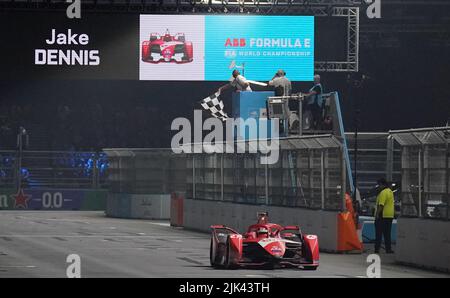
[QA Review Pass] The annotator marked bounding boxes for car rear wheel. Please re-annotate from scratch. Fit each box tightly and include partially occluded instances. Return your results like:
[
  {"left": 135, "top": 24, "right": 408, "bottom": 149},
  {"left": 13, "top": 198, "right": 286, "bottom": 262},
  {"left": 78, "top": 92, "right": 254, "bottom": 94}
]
[
  {"left": 210, "top": 238, "right": 228, "bottom": 268},
  {"left": 210, "top": 239, "right": 215, "bottom": 267},
  {"left": 210, "top": 238, "right": 223, "bottom": 268},
  {"left": 224, "top": 237, "right": 234, "bottom": 269}
]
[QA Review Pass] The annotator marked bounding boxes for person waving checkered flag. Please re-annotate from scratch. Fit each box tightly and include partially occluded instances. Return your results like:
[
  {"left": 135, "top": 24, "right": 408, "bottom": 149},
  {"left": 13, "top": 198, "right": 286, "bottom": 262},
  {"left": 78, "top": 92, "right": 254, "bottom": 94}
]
[{"left": 200, "top": 91, "right": 229, "bottom": 121}]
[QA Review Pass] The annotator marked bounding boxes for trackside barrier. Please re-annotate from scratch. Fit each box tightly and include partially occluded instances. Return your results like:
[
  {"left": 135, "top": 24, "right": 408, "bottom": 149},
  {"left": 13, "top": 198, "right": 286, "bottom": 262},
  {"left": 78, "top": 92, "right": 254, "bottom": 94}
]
[
  {"left": 102, "top": 140, "right": 363, "bottom": 252},
  {"left": 183, "top": 198, "right": 362, "bottom": 253},
  {"left": 106, "top": 193, "right": 170, "bottom": 219},
  {"left": 103, "top": 149, "right": 186, "bottom": 219},
  {"left": 389, "top": 127, "right": 450, "bottom": 272},
  {"left": 0, "top": 188, "right": 106, "bottom": 211},
  {"left": 183, "top": 135, "right": 363, "bottom": 253},
  {"left": 183, "top": 198, "right": 341, "bottom": 252},
  {"left": 396, "top": 218, "right": 450, "bottom": 272}
]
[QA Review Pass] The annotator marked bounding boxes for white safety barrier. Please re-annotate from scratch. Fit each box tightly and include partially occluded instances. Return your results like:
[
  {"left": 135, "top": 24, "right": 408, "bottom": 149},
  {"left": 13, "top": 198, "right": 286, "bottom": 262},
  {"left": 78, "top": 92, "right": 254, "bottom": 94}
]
[
  {"left": 396, "top": 218, "right": 450, "bottom": 272},
  {"left": 106, "top": 193, "right": 170, "bottom": 219}
]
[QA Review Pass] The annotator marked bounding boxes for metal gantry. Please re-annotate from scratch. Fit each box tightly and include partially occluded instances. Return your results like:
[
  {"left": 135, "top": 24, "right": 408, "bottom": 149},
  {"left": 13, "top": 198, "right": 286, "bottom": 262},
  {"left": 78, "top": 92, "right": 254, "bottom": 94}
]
[{"left": 314, "top": 6, "right": 359, "bottom": 72}]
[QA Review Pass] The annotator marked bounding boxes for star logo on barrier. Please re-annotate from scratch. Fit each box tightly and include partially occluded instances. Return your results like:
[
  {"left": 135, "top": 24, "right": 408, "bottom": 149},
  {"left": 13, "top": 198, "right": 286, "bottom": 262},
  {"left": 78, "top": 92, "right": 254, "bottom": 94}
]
[{"left": 12, "top": 189, "right": 31, "bottom": 209}]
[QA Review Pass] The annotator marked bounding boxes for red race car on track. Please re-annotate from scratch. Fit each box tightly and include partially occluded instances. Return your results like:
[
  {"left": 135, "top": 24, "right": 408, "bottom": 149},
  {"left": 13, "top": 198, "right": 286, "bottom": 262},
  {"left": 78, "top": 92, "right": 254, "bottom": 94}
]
[
  {"left": 210, "top": 212, "right": 319, "bottom": 270},
  {"left": 141, "top": 29, "right": 193, "bottom": 64}
]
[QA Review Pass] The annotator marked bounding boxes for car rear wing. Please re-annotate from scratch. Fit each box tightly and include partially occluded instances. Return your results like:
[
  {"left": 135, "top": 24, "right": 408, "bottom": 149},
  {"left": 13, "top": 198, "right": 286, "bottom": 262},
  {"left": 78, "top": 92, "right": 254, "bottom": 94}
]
[{"left": 210, "top": 225, "right": 239, "bottom": 235}]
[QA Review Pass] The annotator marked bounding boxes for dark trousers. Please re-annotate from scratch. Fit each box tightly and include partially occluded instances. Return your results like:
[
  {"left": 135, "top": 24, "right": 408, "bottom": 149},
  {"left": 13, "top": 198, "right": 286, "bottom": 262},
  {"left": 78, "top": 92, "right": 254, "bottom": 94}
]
[
  {"left": 305, "top": 104, "right": 322, "bottom": 130},
  {"left": 375, "top": 217, "right": 393, "bottom": 252}
]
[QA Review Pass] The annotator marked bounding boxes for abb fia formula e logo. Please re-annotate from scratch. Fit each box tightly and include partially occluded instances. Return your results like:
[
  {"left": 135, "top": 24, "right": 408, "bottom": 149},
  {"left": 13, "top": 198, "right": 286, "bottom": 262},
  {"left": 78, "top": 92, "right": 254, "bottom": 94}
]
[
  {"left": 225, "top": 38, "right": 247, "bottom": 47},
  {"left": 224, "top": 37, "right": 311, "bottom": 48},
  {"left": 141, "top": 29, "right": 193, "bottom": 64}
]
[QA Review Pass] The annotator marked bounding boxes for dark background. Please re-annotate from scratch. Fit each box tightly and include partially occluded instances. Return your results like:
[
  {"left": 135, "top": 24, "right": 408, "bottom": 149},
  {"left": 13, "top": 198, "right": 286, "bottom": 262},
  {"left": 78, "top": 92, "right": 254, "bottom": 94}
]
[
  {"left": 0, "top": 11, "right": 138, "bottom": 80},
  {"left": 0, "top": 10, "right": 449, "bottom": 150}
]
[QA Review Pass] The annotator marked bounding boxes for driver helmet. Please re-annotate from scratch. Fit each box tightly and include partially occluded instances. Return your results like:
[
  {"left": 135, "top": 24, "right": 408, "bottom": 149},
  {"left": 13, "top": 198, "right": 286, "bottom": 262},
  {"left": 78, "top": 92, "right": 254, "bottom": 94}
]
[{"left": 257, "top": 212, "right": 269, "bottom": 224}]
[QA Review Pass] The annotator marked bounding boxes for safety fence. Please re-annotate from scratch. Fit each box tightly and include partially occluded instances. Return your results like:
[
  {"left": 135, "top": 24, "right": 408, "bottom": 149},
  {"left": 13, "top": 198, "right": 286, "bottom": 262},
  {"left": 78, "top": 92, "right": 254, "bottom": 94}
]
[
  {"left": 345, "top": 132, "right": 402, "bottom": 193},
  {"left": 103, "top": 148, "right": 186, "bottom": 219},
  {"left": 103, "top": 148, "right": 186, "bottom": 194},
  {"left": 0, "top": 150, "right": 108, "bottom": 190},
  {"left": 345, "top": 132, "right": 402, "bottom": 216},
  {"left": 185, "top": 135, "right": 347, "bottom": 211},
  {"left": 389, "top": 127, "right": 450, "bottom": 220}
]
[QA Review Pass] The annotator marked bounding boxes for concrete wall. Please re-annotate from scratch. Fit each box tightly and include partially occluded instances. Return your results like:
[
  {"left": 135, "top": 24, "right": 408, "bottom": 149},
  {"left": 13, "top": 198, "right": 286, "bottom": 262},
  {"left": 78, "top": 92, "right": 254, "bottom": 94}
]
[
  {"left": 106, "top": 193, "right": 170, "bottom": 219},
  {"left": 396, "top": 218, "right": 450, "bottom": 272},
  {"left": 183, "top": 198, "right": 339, "bottom": 252}
]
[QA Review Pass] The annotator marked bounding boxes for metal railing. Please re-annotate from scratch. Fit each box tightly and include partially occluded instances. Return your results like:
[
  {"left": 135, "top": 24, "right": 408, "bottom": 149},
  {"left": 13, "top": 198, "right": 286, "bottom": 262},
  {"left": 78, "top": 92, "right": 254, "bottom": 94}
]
[
  {"left": 0, "top": 150, "right": 109, "bottom": 190},
  {"left": 345, "top": 132, "right": 402, "bottom": 193},
  {"left": 185, "top": 135, "right": 348, "bottom": 211},
  {"left": 103, "top": 148, "right": 186, "bottom": 194},
  {"left": 389, "top": 127, "right": 450, "bottom": 221}
]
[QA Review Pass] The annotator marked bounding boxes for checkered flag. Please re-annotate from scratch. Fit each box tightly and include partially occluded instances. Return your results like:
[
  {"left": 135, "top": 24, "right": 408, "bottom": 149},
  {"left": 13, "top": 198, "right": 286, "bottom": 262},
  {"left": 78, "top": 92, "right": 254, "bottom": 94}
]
[{"left": 200, "top": 92, "right": 229, "bottom": 121}]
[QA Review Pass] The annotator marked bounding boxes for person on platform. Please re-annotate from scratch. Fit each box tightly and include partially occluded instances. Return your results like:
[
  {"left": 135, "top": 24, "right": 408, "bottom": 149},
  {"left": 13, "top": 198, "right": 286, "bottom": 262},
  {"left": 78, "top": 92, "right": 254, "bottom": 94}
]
[
  {"left": 303, "top": 74, "right": 323, "bottom": 130},
  {"left": 268, "top": 69, "right": 299, "bottom": 132},
  {"left": 218, "top": 69, "right": 252, "bottom": 93},
  {"left": 374, "top": 178, "right": 395, "bottom": 254},
  {"left": 268, "top": 69, "right": 292, "bottom": 96}
]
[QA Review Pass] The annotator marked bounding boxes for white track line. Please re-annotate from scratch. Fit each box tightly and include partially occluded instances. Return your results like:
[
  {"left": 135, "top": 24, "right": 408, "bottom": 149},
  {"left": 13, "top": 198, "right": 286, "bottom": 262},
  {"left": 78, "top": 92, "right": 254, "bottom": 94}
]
[
  {"left": 0, "top": 265, "right": 36, "bottom": 268},
  {"left": 147, "top": 222, "right": 171, "bottom": 227},
  {"left": 0, "top": 235, "right": 205, "bottom": 239}
]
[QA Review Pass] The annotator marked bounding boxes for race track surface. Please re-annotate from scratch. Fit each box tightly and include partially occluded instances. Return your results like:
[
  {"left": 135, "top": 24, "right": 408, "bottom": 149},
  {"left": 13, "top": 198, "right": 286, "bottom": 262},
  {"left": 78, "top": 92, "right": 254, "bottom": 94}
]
[{"left": 0, "top": 211, "right": 447, "bottom": 278}]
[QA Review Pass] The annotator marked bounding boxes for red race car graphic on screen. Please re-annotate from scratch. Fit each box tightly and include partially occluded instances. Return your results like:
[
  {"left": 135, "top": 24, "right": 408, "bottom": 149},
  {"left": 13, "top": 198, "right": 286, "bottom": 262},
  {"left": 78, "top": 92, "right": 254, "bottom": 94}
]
[
  {"left": 141, "top": 29, "right": 193, "bottom": 64},
  {"left": 210, "top": 212, "right": 319, "bottom": 270}
]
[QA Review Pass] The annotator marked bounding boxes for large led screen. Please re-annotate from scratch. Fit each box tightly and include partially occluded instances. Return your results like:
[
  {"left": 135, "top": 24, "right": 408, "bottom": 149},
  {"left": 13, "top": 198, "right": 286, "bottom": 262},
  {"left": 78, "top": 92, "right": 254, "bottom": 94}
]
[{"left": 139, "top": 15, "right": 314, "bottom": 81}]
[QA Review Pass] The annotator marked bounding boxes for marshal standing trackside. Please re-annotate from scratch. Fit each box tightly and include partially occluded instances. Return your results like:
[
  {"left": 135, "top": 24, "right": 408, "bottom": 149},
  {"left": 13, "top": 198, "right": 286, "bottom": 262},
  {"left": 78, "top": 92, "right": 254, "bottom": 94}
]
[{"left": 178, "top": 282, "right": 270, "bottom": 296}]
